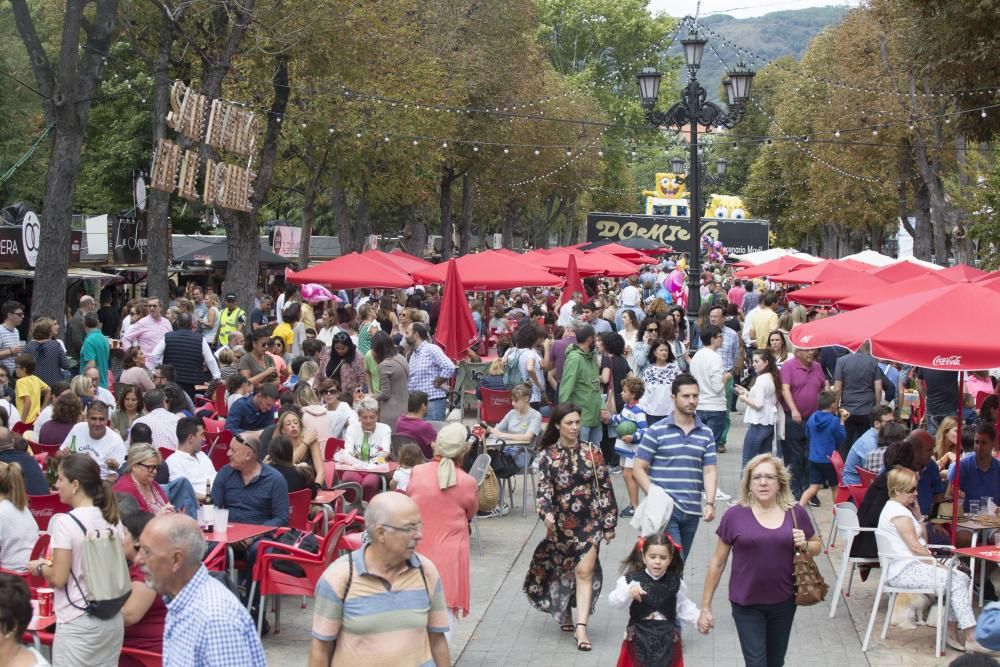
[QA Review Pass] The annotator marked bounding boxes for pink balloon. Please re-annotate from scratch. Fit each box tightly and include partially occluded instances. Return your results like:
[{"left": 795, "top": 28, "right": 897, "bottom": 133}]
[{"left": 300, "top": 283, "right": 340, "bottom": 304}]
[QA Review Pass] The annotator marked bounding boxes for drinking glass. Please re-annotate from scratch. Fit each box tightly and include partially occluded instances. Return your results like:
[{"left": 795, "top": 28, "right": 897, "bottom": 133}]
[
  {"left": 214, "top": 508, "right": 229, "bottom": 535},
  {"left": 969, "top": 500, "right": 982, "bottom": 516}
]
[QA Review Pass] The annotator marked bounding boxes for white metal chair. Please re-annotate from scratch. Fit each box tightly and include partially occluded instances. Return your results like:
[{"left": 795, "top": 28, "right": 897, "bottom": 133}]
[
  {"left": 862, "top": 529, "right": 950, "bottom": 656},
  {"left": 468, "top": 453, "right": 492, "bottom": 556},
  {"left": 828, "top": 502, "right": 880, "bottom": 618}
]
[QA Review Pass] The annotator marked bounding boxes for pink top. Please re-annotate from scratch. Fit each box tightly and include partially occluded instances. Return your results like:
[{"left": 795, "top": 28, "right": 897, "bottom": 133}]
[
  {"left": 406, "top": 460, "right": 477, "bottom": 616},
  {"left": 113, "top": 473, "right": 169, "bottom": 514},
  {"left": 122, "top": 316, "right": 173, "bottom": 369},
  {"left": 966, "top": 376, "right": 994, "bottom": 401}
]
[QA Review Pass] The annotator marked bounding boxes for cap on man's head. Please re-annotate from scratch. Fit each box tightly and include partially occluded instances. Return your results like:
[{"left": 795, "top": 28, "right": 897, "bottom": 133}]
[{"left": 225, "top": 293, "right": 237, "bottom": 301}]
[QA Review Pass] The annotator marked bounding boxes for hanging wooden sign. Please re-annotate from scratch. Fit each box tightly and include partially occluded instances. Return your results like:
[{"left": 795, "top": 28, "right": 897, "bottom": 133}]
[
  {"left": 150, "top": 139, "right": 180, "bottom": 192},
  {"left": 177, "top": 150, "right": 200, "bottom": 201}
]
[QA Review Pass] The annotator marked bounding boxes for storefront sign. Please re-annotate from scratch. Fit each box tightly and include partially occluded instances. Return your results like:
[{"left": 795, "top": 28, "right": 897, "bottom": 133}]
[
  {"left": 0, "top": 219, "right": 81, "bottom": 269},
  {"left": 109, "top": 216, "right": 151, "bottom": 265},
  {"left": 586, "top": 213, "right": 770, "bottom": 255}
]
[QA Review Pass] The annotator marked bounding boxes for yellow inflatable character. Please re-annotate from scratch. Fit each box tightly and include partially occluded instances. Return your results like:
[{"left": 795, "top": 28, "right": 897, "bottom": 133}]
[
  {"left": 642, "top": 173, "right": 686, "bottom": 199},
  {"left": 703, "top": 194, "right": 750, "bottom": 220}
]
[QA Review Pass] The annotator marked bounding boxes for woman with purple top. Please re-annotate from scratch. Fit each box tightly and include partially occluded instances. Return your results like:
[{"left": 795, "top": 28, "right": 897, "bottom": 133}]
[{"left": 697, "top": 454, "right": 821, "bottom": 667}]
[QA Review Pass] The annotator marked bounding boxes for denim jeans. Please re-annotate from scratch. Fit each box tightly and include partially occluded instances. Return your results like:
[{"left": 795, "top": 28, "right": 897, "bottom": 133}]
[
  {"left": 741, "top": 423, "right": 775, "bottom": 469},
  {"left": 665, "top": 509, "right": 701, "bottom": 564},
  {"left": 697, "top": 410, "right": 727, "bottom": 449},
  {"left": 426, "top": 397, "right": 447, "bottom": 421},
  {"left": 731, "top": 598, "right": 797, "bottom": 667},
  {"left": 782, "top": 414, "right": 809, "bottom": 499},
  {"left": 579, "top": 424, "right": 603, "bottom": 446},
  {"left": 721, "top": 377, "right": 735, "bottom": 445}
]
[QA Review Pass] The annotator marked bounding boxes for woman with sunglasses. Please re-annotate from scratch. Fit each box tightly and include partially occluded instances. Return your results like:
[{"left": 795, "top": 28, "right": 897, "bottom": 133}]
[
  {"left": 113, "top": 443, "right": 173, "bottom": 514},
  {"left": 630, "top": 317, "right": 661, "bottom": 376},
  {"left": 326, "top": 331, "right": 366, "bottom": 395}
]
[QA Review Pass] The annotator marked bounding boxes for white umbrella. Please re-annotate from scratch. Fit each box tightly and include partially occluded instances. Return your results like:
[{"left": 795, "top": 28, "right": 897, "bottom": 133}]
[
  {"left": 839, "top": 250, "right": 896, "bottom": 267},
  {"left": 732, "top": 248, "right": 821, "bottom": 266}
]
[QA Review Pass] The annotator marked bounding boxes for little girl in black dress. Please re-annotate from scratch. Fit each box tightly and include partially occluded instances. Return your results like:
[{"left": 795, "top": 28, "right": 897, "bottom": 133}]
[{"left": 609, "top": 534, "right": 698, "bottom": 667}]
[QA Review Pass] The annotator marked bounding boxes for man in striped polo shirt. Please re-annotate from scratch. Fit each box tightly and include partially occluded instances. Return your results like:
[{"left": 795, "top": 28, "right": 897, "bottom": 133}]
[
  {"left": 633, "top": 373, "right": 718, "bottom": 562},
  {"left": 309, "top": 492, "right": 450, "bottom": 667}
]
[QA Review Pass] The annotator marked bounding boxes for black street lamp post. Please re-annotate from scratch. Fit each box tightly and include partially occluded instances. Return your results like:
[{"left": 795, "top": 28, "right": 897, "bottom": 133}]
[{"left": 637, "top": 28, "right": 754, "bottom": 320}]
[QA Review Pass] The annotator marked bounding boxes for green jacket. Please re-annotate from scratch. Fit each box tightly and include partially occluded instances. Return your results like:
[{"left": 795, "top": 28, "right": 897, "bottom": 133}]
[{"left": 558, "top": 343, "right": 602, "bottom": 426}]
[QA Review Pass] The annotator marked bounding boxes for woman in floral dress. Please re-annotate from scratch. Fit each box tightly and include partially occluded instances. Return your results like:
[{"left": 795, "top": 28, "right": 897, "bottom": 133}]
[{"left": 524, "top": 402, "right": 618, "bottom": 652}]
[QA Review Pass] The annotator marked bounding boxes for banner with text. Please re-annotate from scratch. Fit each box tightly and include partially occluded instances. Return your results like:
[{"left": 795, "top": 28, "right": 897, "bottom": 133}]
[{"left": 586, "top": 213, "right": 770, "bottom": 255}]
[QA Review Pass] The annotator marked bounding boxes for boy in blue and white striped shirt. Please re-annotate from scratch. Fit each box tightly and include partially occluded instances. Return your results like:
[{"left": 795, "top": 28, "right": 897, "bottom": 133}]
[{"left": 610, "top": 376, "right": 648, "bottom": 518}]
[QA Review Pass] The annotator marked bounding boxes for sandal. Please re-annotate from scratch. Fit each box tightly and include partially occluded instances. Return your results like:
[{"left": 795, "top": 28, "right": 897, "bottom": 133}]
[
  {"left": 575, "top": 623, "right": 592, "bottom": 652},
  {"left": 559, "top": 623, "right": 574, "bottom": 632}
]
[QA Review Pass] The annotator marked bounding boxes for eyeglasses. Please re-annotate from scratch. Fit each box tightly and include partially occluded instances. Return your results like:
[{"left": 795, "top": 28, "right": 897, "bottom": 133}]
[
  {"left": 321, "top": 390, "right": 336, "bottom": 396},
  {"left": 135, "top": 462, "right": 160, "bottom": 473},
  {"left": 751, "top": 474, "right": 778, "bottom": 483},
  {"left": 902, "top": 487, "right": 917, "bottom": 494},
  {"left": 646, "top": 328, "right": 658, "bottom": 333},
  {"left": 382, "top": 522, "right": 423, "bottom": 534}
]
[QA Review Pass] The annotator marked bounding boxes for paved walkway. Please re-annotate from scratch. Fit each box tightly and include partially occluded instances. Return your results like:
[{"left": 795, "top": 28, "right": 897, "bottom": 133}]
[{"left": 262, "top": 411, "right": 969, "bottom": 666}]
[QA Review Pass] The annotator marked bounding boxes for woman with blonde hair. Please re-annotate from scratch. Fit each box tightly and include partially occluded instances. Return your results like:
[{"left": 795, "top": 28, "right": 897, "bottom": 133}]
[
  {"left": 201, "top": 292, "right": 220, "bottom": 344},
  {"left": 0, "top": 461, "right": 38, "bottom": 570},
  {"left": 934, "top": 416, "right": 959, "bottom": 479},
  {"left": 877, "top": 465, "right": 982, "bottom": 651},
  {"left": 274, "top": 406, "right": 324, "bottom": 487},
  {"left": 70, "top": 374, "right": 95, "bottom": 408},
  {"left": 698, "top": 454, "right": 821, "bottom": 666}
]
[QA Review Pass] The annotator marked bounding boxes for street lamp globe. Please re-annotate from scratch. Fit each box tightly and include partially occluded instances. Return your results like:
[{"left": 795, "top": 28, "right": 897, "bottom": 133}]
[
  {"left": 636, "top": 67, "right": 662, "bottom": 109},
  {"left": 726, "top": 61, "right": 755, "bottom": 101},
  {"left": 723, "top": 77, "right": 736, "bottom": 105},
  {"left": 671, "top": 157, "right": 686, "bottom": 175},
  {"left": 681, "top": 30, "right": 707, "bottom": 71},
  {"left": 716, "top": 157, "right": 728, "bottom": 176}
]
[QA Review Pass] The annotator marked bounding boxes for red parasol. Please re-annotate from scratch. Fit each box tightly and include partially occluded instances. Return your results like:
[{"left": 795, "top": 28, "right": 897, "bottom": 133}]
[
  {"left": 835, "top": 271, "right": 958, "bottom": 310},
  {"left": 865, "top": 259, "right": 940, "bottom": 283},
  {"left": 789, "top": 279, "right": 1000, "bottom": 542},
  {"left": 561, "top": 253, "right": 586, "bottom": 306},
  {"left": 286, "top": 252, "right": 412, "bottom": 289},
  {"left": 433, "top": 259, "right": 479, "bottom": 361},
  {"left": 411, "top": 251, "right": 563, "bottom": 290},
  {"left": 939, "top": 263, "right": 988, "bottom": 281},
  {"left": 733, "top": 255, "right": 816, "bottom": 279},
  {"left": 786, "top": 272, "right": 889, "bottom": 306},
  {"left": 531, "top": 248, "right": 639, "bottom": 277},
  {"left": 381, "top": 249, "right": 433, "bottom": 274},
  {"left": 587, "top": 243, "right": 658, "bottom": 265},
  {"left": 769, "top": 261, "right": 867, "bottom": 285}
]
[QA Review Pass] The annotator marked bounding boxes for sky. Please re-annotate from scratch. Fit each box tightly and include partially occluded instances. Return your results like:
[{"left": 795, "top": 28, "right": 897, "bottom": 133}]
[{"left": 648, "top": 0, "right": 858, "bottom": 19}]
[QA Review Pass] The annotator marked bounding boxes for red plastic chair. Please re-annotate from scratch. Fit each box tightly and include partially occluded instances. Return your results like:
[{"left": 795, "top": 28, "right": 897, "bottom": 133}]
[
  {"left": 118, "top": 646, "right": 163, "bottom": 667},
  {"left": 157, "top": 447, "right": 174, "bottom": 463},
  {"left": 28, "top": 493, "right": 70, "bottom": 532},
  {"left": 29, "top": 441, "right": 61, "bottom": 458},
  {"left": 11, "top": 422, "right": 31, "bottom": 435},
  {"left": 214, "top": 384, "right": 228, "bottom": 419},
  {"left": 0, "top": 534, "right": 50, "bottom": 588},
  {"left": 287, "top": 488, "right": 323, "bottom": 534},
  {"left": 323, "top": 437, "right": 344, "bottom": 461},
  {"left": 33, "top": 453, "right": 47, "bottom": 472},
  {"left": 202, "top": 542, "right": 228, "bottom": 572},
  {"left": 977, "top": 391, "right": 993, "bottom": 410},
  {"left": 479, "top": 387, "right": 513, "bottom": 424},
  {"left": 248, "top": 512, "right": 357, "bottom": 634},
  {"left": 827, "top": 451, "right": 864, "bottom": 552},
  {"left": 857, "top": 467, "right": 878, "bottom": 488},
  {"left": 210, "top": 440, "right": 232, "bottom": 471}
]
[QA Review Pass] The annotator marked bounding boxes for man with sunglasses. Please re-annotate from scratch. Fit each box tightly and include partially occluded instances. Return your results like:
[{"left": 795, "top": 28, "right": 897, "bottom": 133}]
[
  {"left": 0, "top": 301, "right": 25, "bottom": 375},
  {"left": 309, "top": 491, "right": 449, "bottom": 667},
  {"left": 122, "top": 296, "right": 173, "bottom": 370}
]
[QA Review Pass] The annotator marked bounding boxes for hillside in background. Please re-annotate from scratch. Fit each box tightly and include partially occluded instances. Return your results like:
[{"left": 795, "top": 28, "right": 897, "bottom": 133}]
[{"left": 668, "top": 6, "right": 849, "bottom": 94}]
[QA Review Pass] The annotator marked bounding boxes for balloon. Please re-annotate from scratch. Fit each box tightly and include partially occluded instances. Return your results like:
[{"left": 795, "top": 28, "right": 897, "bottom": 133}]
[
  {"left": 713, "top": 240, "right": 723, "bottom": 250},
  {"left": 677, "top": 257, "right": 687, "bottom": 271},
  {"left": 300, "top": 283, "right": 342, "bottom": 304}
]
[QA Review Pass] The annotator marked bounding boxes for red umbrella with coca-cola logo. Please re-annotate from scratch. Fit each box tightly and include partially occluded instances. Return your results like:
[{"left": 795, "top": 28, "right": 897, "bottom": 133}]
[{"left": 789, "top": 279, "right": 1000, "bottom": 543}]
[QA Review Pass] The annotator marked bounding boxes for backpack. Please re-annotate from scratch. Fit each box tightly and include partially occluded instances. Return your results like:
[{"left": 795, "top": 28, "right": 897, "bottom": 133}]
[
  {"left": 66, "top": 513, "right": 132, "bottom": 620},
  {"left": 502, "top": 349, "right": 525, "bottom": 389},
  {"left": 271, "top": 528, "right": 321, "bottom": 578}
]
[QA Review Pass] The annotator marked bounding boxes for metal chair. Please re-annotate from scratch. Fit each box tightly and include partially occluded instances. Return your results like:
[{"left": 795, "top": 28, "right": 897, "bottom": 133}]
[
  {"left": 862, "top": 529, "right": 950, "bottom": 656},
  {"left": 828, "top": 502, "right": 879, "bottom": 618},
  {"left": 468, "top": 453, "right": 492, "bottom": 556}
]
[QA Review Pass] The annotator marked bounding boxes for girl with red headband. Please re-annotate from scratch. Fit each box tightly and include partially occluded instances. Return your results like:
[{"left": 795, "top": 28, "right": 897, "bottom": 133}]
[{"left": 609, "top": 533, "right": 697, "bottom": 666}]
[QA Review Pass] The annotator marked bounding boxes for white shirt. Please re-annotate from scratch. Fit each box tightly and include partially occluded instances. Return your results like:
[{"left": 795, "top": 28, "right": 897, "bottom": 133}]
[
  {"left": 95, "top": 386, "right": 116, "bottom": 410},
  {"left": 0, "top": 499, "right": 38, "bottom": 570},
  {"left": 620, "top": 284, "right": 641, "bottom": 308},
  {"left": 690, "top": 347, "right": 727, "bottom": 411},
  {"left": 49, "top": 507, "right": 124, "bottom": 624},
  {"left": 607, "top": 570, "right": 700, "bottom": 625},
  {"left": 60, "top": 423, "right": 126, "bottom": 478},
  {"left": 166, "top": 449, "right": 217, "bottom": 494},
  {"left": 328, "top": 403, "right": 360, "bottom": 439},
  {"left": 130, "top": 408, "right": 181, "bottom": 449},
  {"left": 557, "top": 300, "right": 576, "bottom": 327},
  {"left": 150, "top": 336, "right": 221, "bottom": 380},
  {"left": 878, "top": 499, "right": 926, "bottom": 579},
  {"left": 742, "top": 306, "right": 759, "bottom": 347},
  {"left": 743, "top": 373, "right": 778, "bottom": 426},
  {"left": 0, "top": 397, "right": 23, "bottom": 430},
  {"left": 275, "top": 293, "right": 286, "bottom": 324}
]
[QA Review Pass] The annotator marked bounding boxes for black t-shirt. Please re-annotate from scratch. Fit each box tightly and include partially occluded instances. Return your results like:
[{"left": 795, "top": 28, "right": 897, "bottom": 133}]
[
  {"left": 0, "top": 449, "right": 49, "bottom": 495},
  {"left": 98, "top": 305, "right": 120, "bottom": 337},
  {"left": 602, "top": 354, "right": 632, "bottom": 411},
  {"left": 916, "top": 368, "right": 960, "bottom": 416}
]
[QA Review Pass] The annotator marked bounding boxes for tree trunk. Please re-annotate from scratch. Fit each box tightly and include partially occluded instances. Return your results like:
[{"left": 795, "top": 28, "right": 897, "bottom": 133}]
[
  {"left": 332, "top": 182, "right": 351, "bottom": 255},
  {"left": 460, "top": 172, "right": 473, "bottom": 255},
  {"left": 145, "top": 13, "right": 175, "bottom": 304},
  {"left": 355, "top": 177, "right": 371, "bottom": 252},
  {"left": 566, "top": 195, "right": 579, "bottom": 244},
  {"left": 299, "top": 177, "right": 316, "bottom": 270},
  {"left": 440, "top": 167, "right": 456, "bottom": 259},
  {"left": 912, "top": 181, "right": 933, "bottom": 260},
  {"left": 10, "top": 0, "right": 118, "bottom": 320},
  {"left": 222, "top": 55, "right": 288, "bottom": 310},
  {"left": 401, "top": 206, "right": 427, "bottom": 256},
  {"left": 502, "top": 203, "right": 519, "bottom": 249}
]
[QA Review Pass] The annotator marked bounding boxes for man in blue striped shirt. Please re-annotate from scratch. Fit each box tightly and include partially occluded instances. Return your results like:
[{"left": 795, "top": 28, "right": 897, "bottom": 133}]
[{"left": 633, "top": 373, "right": 718, "bottom": 562}]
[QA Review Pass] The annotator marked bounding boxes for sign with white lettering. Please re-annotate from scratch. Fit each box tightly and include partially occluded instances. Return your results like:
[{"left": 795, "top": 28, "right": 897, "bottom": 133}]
[{"left": 586, "top": 213, "right": 770, "bottom": 255}]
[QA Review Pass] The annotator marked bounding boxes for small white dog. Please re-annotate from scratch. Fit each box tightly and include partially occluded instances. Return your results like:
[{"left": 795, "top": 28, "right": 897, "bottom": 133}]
[{"left": 890, "top": 593, "right": 934, "bottom": 629}]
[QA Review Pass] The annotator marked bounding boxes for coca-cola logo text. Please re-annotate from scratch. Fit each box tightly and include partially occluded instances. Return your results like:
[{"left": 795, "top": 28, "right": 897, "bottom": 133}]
[
  {"left": 32, "top": 508, "right": 55, "bottom": 517},
  {"left": 932, "top": 355, "right": 962, "bottom": 367}
]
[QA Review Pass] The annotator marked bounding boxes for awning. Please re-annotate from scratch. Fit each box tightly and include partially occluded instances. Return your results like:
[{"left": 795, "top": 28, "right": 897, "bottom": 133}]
[{"left": 0, "top": 267, "right": 119, "bottom": 280}]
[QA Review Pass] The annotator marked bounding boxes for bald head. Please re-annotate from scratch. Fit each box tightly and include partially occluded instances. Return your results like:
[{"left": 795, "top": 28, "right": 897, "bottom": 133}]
[
  {"left": 79, "top": 295, "right": 95, "bottom": 312},
  {"left": 365, "top": 491, "right": 418, "bottom": 533}
]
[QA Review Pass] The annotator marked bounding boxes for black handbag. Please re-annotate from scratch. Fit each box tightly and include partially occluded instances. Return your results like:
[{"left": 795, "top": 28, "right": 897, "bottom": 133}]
[
  {"left": 271, "top": 529, "right": 320, "bottom": 577},
  {"left": 489, "top": 448, "right": 520, "bottom": 479}
]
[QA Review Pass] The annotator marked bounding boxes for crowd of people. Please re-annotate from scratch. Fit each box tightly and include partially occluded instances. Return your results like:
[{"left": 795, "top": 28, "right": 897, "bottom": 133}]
[{"left": 3, "top": 258, "right": 1000, "bottom": 666}]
